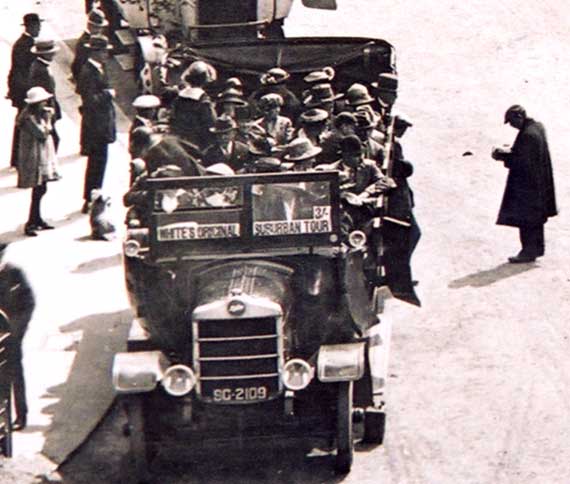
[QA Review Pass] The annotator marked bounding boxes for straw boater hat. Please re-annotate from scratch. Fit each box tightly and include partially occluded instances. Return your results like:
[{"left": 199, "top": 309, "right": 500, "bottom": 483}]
[
  {"left": 87, "top": 8, "right": 109, "bottom": 27},
  {"left": 132, "top": 94, "right": 161, "bottom": 109},
  {"left": 303, "top": 83, "right": 342, "bottom": 108},
  {"left": 345, "top": 83, "right": 374, "bottom": 107},
  {"left": 260, "top": 67, "right": 290, "bottom": 85},
  {"left": 303, "top": 66, "right": 335, "bottom": 85},
  {"left": 284, "top": 138, "right": 322, "bottom": 162},
  {"left": 206, "top": 163, "right": 235, "bottom": 176},
  {"left": 31, "top": 39, "right": 59, "bottom": 55},
  {"left": 259, "top": 93, "right": 284, "bottom": 111},
  {"left": 209, "top": 115, "right": 238, "bottom": 134},
  {"left": 21, "top": 13, "right": 44, "bottom": 26},
  {"left": 300, "top": 108, "right": 329, "bottom": 124},
  {"left": 85, "top": 34, "right": 113, "bottom": 50},
  {"left": 371, "top": 72, "right": 398, "bottom": 93},
  {"left": 24, "top": 86, "right": 53, "bottom": 104}
]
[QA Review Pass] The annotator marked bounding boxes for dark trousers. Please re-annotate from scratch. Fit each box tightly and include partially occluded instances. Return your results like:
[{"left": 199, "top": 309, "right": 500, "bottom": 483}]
[
  {"left": 10, "top": 344, "right": 27, "bottom": 421},
  {"left": 83, "top": 144, "right": 109, "bottom": 201},
  {"left": 27, "top": 183, "right": 47, "bottom": 227},
  {"left": 519, "top": 224, "right": 545, "bottom": 258}
]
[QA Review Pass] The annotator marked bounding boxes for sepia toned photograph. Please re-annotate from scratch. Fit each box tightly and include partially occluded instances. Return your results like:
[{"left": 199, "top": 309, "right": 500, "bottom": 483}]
[{"left": 0, "top": 1, "right": 568, "bottom": 483}]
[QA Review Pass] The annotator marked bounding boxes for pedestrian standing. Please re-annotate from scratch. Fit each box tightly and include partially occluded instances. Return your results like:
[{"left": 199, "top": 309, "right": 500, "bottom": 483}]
[
  {"left": 7, "top": 13, "right": 42, "bottom": 168},
  {"left": 17, "top": 87, "right": 59, "bottom": 236},
  {"left": 29, "top": 39, "right": 61, "bottom": 151},
  {"left": 77, "top": 34, "right": 116, "bottom": 214},
  {"left": 71, "top": 7, "right": 108, "bottom": 85},
  {"left": 492, "top": 105, "right": 558, "bottom": 263},
  {"left": 0, "top": 242, "right": 36, "bottom": 431}
]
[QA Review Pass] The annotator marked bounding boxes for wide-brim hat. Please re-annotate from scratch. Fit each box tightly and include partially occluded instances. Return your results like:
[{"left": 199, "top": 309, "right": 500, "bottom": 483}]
[
  {"left": 300, "top": 108, "right": 329, "bottom": 124},
  {"left": 345, "top": 83, "right": 374, "bottom": 106},
  {"left": 85, "top": 34, "right": 113, "bottom": 50},
  {"left": 24, "top": 86, "right": 53, "bottom": 104},
  {"left": 87, "top": 8, "right": 109, "bottom": 27},
  {"left": 132, "top": 94, "right": 161, "bottom": 109},
  {"left": 260, "top": 67, "right": 290, "bottom": 85},
  {"left": 209, "top": 115, "right": 237, "bottom": 133},
  {"left": 31, "top": 39, "right": 59, "bottom": 55},
  {"left": 217, "top": 88, "right": 248, "bottom": 106},
  {"left": 22, "top": 13, "right": 44, "bottom": 26},
  {"left": 371, "top": 72, "right": 399, "bottom": 92},
  {"left": 283, "top": 138, "right": 323, "bottom": 161},
  {"left": 303, "top": 83, "right": 343, "bottom": 107}
]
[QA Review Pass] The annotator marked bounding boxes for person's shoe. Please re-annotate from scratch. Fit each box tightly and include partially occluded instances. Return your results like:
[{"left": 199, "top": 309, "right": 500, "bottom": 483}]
[
  {"left": 24, "top": 224, "right": 38, "bottom": 237},
  {"left": 81, "top": 201, "right": 90, "bottom": 214},
  {"left": 508, "top": 254, "right": 536, "bottom": 264},
  {"left": 12, "top": 416, "right": 27, "bottom": 431},
  {"left": 36, "top": 220, "right": 55, "bottom": 230}
]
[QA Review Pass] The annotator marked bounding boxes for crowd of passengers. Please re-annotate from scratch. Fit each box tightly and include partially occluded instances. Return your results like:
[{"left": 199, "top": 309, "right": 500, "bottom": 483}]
[{"left": 126, "top": 57, "right": 418, "bottom": 244}]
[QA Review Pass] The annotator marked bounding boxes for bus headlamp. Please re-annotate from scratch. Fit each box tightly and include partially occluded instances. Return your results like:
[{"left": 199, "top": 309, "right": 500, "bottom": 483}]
[
  {"left": 282, "top": 359, "right": 314, "bottom": 391},
  {"left": 161, "top": 364, "right": 196, "bottom": 396},
  {"left": 124, "top": 239, "right": 141, "bottom": 258},
  {"left": 348, "top": 230, "right": 367, "bottom": 249}
]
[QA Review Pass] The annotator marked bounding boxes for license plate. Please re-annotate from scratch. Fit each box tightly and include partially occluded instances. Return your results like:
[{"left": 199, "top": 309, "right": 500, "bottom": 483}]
[{"left": 212, "top": 386, "right": 268, "bottom": 402}]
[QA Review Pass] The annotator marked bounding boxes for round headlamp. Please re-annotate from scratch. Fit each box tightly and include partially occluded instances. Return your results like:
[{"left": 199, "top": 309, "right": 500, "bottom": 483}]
[
  {"left": 124, "top": 239, "right": 141, "bottom": 258},
  {"left": 282, "top": 359, "right": 314, "bottom": 391},
  {"left": 348, "top": 230, "right": 367, "bottom": 249},
  {"left": 161, "top": 364, "right": 196, "bottom": 396}
]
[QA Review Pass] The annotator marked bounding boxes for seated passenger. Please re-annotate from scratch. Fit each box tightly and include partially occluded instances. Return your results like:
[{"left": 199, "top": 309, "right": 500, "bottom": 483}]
[
  {"left": 296, "top": 108, "right": 331, "bottom": 149},
  {"left": 252, "top": 93, "right": 293, "bottom": 147},
  {"left": 170, "top": 61, "right": 217, "bottom": 150},
  {"left": 317, "top": 134, "right": 393, "bottom": 233},
  {"left": 302, "top": 66, "right": 335, "bottom": 100},
  {"left": 282, "top": 137, "right": 322, "bottom": 172},
  {"left": 215, "top": 88, "right": 251, "bottom": 143},
  {"left": 129, "top": 94, "right": 161, "bottom": 141},
  {"left": 241, "top": 135, "right": 281, "bottom": 173},
  {"left": 249, "top": 67, "right": 300, "bottom": 121},
  {"left": 203, "top": 115, "right": 249, "bottom": 172},
  {"left": 344, "top": 83, "right": 382, "bottom": 130},
  {"left": 319, "top": 111, "right": 357, "bottom": 163},
  {"left": 354, "top": 110, "right": 385, "bottom": 163}
]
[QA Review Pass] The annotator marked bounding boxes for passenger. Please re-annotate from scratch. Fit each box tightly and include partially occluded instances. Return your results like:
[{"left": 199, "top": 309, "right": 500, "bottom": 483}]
[
  {"left": 170, "top": 60, "right": 217, "bottom": 150},
  {"left": 302, "top": 83, "right": 342, "bottom": 118},
  {"left": 203, "top": 115, "right": 249, "bottom": 172},
  {"left": 282, "top": 138, "right": 322, "bottom": 172},
  {"left": 296, "top": 108, "right": 330, "bottom": 147},
  {"left": 242, "top": 136, "right": 280, "bottom": 173},
  {"left": 215, "top": 88, "right": 251, "bottom": 143},
  {"left": 250, "top": 67, "right": 300, "bottom": 121},
  {"left": 319, "top": 111, "right": 357, "bottom": 163},
  {"left": 371, "top": 72, "right": 398, "bottom": 131},
  {"left": 252, "top": 93, "right": 293, "bottom": 147},
  {"left": 224, "top": 77, "right": 245, "bottom": 97},
  {"left": 318, "top": 134, "right": 393, "bottom": 233},
  {"left": 302, "top": 66, "right": 335, "bottom": 100},
  {"left": 129, "top": 94, "right": 161, "bottom": 140},
  {"left": 354, "top": 110, "right": 384, "bottom": 163},
  {"left": 344, "top": 83, "right": 381, "bottom": 128}
]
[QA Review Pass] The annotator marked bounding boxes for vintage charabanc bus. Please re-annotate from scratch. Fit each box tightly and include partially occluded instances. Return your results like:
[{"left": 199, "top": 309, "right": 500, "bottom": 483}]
[{"left": 114, "top": 170, "right": 393, "bottom": 481}]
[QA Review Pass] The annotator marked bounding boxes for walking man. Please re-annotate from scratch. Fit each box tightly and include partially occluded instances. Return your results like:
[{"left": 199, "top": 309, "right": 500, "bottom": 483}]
[
  {"left": 77, "top": 34, "right": 116, "bottom": 214},
  {"left": 492, "top": 105, "right": 557, "bottom": 263},
  {"left": 7, "top": 13, "right": 42, "bottom": 168}
]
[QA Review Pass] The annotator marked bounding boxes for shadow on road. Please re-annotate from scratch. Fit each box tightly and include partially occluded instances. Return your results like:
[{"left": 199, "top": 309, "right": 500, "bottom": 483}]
[
  {"left": 72, "top": 254, "right": 122, "bottom": 274},
  {"left": 39, "top": 309, "right": 131, "bottom": 467},
  {"left": 448, "top": 262, "right": 537, "bottom": 288}
]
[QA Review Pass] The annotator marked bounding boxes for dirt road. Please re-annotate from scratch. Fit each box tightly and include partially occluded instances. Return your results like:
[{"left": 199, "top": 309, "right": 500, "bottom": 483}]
[{"left": 2, "top": 1, "right": 570, "bottom": 483}]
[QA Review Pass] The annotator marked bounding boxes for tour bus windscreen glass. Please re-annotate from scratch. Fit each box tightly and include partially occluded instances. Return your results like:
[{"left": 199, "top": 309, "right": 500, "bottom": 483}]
[
  {"left": 154, "top": 186, "right": 243, "bottom": 213},
  {"left": 252, "top": 181, "right": 332, "bottom": 237}
]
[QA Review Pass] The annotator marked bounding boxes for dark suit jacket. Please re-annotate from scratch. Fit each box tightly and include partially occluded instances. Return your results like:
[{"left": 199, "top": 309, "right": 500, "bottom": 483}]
[
  {"left": 71, "top": 31, "right": 90, "bottom": 84},
  {"left": 29, "top": 58, "right": 62, "bottom": 120},
  {"left": 7, "top": 34, "right": 35, "bottom": 108},
  {"left": 77, "top": 60, "right": 116, "bottom": 153},
  {"left": 0, "top": 261, "right": 35, "bottom": 342},
  {"left": 203, "top": 140, "right": 249, "bottom": 171}
]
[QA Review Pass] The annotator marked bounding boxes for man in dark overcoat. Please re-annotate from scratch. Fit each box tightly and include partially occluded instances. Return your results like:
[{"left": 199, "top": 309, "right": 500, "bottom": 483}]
[
  {"left": 77, "top": 34, "right": 116, "bottom": 213},
  {"left": 29, "top": 38, "right": 61, "bottom": 151},
  {"left": 492, "top": 105, "right": 558, "bottom": 263},
  {"left": 0, "top": 243, "right": 36, "bottom": 431},
  {"left": 71, "top": 8, "right": 108, "bottom": 85},
  {"left": 7, "top": 13, "right": 42, "bottom": 167}
]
